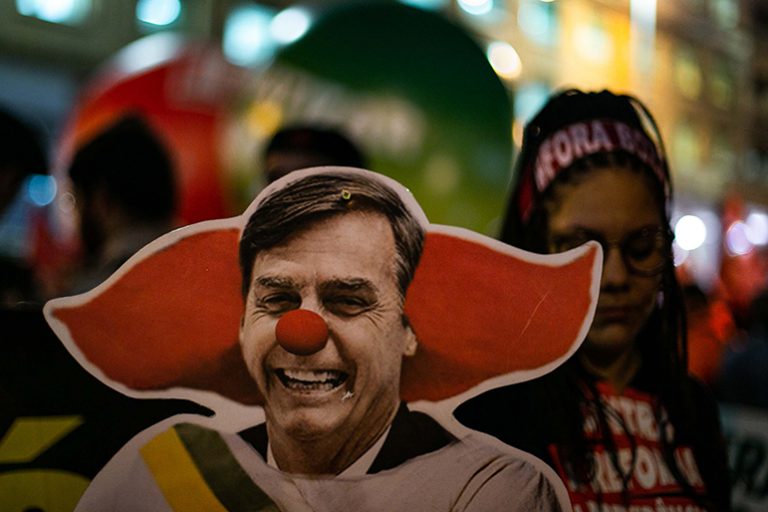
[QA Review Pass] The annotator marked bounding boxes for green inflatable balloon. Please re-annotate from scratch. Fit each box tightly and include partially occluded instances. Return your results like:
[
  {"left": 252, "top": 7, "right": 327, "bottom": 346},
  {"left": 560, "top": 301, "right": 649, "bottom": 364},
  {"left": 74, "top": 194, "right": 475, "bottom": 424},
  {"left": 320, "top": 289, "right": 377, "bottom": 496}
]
[{"left": 230, "top": 1, "right": 513, "bottom": 234}]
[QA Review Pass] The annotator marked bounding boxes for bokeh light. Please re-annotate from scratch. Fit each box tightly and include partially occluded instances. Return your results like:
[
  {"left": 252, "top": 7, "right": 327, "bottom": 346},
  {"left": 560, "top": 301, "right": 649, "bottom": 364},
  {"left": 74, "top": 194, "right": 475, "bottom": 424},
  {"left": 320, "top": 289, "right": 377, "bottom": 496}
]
[
  {"left": 518, "top": 0, "right": 557, "bottom": 45},
  {"left": 27, "top": 175, "right": 57, "bottom": 207},
  {"left": 223, "top": 5, "right": 276, "bottom": 66},
  {"left": 270, "top": 7, "right": 312, "bottom": 44},
  {"left": 136, "top": 0, "right": 181, "bottom": 26},
  {"left": 458, "top": 0, "right": 493, "bottom": 16},
  {"left": 398, "top": 0, "right": 448, "bottom": 10},
  {"left": 673, "top": 245, "right": 689, "bottom": 267},
  {"left": 574, "top": 21, "right": 613, "bottom": 63},
  {"left": 674, "top": 47, "right": 703, "bottom": 100},
  {"left": 486, "top": 41, "right": 522, "bottom": 80},
  {"left": 746, "top": 211, "right": 768, "bottom": 246},
  {"left": 725, "top": 221, "right": 753, "bottom": 256},
  {"left": 15, "top": 0, "right": 91, "bottom": 25},
  {"left": 674, "top": 214, "right": 707, "bottom": 251}
]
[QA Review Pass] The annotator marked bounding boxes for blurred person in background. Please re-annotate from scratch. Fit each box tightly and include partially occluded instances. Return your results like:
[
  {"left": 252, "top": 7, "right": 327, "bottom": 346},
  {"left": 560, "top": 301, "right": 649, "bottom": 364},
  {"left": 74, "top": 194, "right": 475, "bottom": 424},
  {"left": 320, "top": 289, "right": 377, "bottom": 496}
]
[
  {"left": 718, "top": 288, "right": 768, "bottom": 409},
  {"left": 66, "top": 114, "right": 177, "bottom": 294},
  {"left": 262, "top": 124, "right": 367, "bottom": 184},
  {"left": 682, "top": 282, "right": 737, "bottom": 387},
  {"left": 455, "top": 89, "right": 731, "bottom": 511},
  {"left": 0, "top": 107, "right": 48, "bottom": 306}
]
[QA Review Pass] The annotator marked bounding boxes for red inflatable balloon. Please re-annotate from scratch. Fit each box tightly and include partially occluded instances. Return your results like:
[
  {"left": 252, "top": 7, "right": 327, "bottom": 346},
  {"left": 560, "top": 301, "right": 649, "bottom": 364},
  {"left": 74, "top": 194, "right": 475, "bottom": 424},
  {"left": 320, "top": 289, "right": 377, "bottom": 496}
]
[
  {"left": 55, "top": 33, "right": 248, "bottom": 227},
  {"left": 275, "top": 309, "right": 329, "bottom": 356}
]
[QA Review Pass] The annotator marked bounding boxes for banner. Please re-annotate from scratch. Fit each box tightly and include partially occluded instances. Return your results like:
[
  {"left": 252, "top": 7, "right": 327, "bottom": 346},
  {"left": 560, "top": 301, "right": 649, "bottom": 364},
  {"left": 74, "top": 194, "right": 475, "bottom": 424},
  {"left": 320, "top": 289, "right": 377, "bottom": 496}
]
[{"left": 721, "top": 403, "right": 768, "bottom": 512}]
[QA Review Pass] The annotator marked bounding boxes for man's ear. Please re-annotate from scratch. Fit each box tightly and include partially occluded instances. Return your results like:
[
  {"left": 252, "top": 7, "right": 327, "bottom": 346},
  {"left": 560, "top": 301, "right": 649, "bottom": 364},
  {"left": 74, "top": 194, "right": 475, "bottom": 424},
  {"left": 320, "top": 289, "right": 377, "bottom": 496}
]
[{"left": 403, "top": 324, "right": 418, "bottom": 357}]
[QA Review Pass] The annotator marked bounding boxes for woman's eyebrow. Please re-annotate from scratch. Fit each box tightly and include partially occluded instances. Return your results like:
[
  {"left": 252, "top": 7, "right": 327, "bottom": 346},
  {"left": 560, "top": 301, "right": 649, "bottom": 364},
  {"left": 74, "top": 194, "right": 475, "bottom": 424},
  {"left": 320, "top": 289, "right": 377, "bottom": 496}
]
[{"left": 550, "top": 227, "right": 602, "bottom": 238}]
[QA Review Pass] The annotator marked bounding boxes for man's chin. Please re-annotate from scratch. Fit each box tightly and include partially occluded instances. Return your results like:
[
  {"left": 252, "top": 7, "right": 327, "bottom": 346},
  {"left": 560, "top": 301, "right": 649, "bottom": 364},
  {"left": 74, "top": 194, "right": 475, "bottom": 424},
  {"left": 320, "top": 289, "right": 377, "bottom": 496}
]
[
  {"left": 268, "top": 401, "right": 352, "bottom": 441},
  {"left": 281, "top": 412, "right": 349, "bottom": 442}
]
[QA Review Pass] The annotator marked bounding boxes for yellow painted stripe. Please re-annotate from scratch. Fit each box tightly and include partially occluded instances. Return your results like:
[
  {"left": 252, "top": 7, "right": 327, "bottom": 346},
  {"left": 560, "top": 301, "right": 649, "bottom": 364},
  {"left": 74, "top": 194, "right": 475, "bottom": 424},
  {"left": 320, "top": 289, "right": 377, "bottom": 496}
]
[
  {"left": 0, "top": 416, "right": 83, "bottom": 463},
  {"left": 140, "top": 427, "right": 228, "bottom": 512}
]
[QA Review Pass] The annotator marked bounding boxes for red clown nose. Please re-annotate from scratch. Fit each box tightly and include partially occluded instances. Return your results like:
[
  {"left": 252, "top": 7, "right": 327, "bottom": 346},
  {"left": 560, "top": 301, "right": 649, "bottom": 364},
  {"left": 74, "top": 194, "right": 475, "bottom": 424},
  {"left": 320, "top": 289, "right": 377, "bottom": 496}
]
[{"left": 275, "top": 309, "right": 329, "bottom": 355}]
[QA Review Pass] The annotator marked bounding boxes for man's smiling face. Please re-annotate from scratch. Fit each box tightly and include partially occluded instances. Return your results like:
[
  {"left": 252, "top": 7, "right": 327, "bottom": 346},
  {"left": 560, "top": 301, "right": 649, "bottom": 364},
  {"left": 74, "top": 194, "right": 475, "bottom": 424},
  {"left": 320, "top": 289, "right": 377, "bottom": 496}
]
[{"left": 239, "top": 210, "right": 417, "bottom": 452}]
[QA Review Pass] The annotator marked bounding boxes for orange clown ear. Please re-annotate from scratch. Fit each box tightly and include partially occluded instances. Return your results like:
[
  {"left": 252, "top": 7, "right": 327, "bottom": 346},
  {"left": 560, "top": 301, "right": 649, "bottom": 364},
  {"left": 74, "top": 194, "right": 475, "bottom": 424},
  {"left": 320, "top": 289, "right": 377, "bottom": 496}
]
[
  {"left": 44, "top": 220, "right": 600, "bottom": 411},
  {"left": 45, "top": 225, "right": 264, "bottom": 407},
  {"left": 401, "top": 227, "right": 601, "bottom": 403}
]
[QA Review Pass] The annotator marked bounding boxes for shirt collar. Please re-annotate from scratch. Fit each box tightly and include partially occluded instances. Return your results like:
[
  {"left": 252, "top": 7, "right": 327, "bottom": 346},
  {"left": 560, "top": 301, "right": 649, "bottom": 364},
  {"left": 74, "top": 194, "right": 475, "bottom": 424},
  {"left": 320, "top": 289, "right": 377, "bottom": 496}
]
[{"left": 266, "top": 424, "right": 392, "bottom": 477}]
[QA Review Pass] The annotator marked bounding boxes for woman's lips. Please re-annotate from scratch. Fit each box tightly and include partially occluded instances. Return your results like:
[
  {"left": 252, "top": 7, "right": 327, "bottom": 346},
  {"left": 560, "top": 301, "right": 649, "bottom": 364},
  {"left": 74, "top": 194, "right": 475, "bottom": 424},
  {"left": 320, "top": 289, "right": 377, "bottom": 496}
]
[{"left": 596, "top": 306, "right": 634, "bottom": 322}]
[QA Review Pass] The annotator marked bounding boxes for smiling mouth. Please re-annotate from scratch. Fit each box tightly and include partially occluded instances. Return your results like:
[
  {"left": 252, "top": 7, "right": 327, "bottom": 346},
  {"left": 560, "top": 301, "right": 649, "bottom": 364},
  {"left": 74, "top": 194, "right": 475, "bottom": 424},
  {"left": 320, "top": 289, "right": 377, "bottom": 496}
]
[{"left": 275, "top": 369, "right": 349, "bottom": 392}]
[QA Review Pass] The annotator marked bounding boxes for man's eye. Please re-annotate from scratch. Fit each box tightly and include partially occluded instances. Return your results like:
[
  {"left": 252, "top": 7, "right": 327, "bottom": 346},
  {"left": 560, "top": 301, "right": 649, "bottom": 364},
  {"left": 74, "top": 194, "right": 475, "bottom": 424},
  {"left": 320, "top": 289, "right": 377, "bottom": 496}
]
[
  {"left": 325, "top": 296, "right": 371, "bottom": 316},
  {"left": 259, "top": 293, "right": 300, "bottom": 313}
]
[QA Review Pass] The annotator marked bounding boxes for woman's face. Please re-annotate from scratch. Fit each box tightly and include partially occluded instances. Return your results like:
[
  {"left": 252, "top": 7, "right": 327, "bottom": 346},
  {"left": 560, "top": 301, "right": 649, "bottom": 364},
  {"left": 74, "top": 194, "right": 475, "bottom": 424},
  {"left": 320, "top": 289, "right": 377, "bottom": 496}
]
[{"left": 546, "top": 166, "right": 666, "bottom": 363}]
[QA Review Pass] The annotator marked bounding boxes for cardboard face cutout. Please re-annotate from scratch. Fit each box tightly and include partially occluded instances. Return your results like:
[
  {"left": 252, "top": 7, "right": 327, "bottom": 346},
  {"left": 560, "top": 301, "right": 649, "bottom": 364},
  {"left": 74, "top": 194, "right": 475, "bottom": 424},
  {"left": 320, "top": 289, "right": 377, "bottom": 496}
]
[{"left": 44, "top": 167, "right": 602, "bottom": 510}]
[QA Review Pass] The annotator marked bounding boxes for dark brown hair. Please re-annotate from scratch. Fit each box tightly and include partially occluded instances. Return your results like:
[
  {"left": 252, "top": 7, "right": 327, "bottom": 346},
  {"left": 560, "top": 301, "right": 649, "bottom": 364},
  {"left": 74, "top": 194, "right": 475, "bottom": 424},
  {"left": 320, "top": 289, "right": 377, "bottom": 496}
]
[{"left": 239, "top": 170, "right": 424, "bottom": 300}]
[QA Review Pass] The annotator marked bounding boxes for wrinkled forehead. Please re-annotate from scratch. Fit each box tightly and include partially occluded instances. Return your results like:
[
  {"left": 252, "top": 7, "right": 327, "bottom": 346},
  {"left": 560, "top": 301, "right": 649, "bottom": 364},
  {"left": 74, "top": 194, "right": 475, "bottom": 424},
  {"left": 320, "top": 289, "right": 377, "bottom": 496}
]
[
  {"left": 267, "top": 208, "right": 397, "bottom": 256},
  {"left": 247, "top": 211, "right": 402, "bottom": 304}
]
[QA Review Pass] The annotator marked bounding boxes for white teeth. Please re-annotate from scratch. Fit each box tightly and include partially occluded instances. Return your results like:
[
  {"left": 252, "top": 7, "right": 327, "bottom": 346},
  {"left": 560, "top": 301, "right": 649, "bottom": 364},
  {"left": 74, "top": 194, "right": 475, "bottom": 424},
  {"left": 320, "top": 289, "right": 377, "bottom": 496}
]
[{"left": 283, "top": 369, "right": 342, "bottom": 383}]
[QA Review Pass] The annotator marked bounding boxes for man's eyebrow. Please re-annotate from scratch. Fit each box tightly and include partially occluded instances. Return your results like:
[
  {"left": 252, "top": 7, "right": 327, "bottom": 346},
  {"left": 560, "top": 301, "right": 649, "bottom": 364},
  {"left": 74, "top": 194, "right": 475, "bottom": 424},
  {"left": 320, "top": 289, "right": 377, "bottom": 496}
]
[
  {"left": 319, "top": 278, "right": 379, "bottom": 294},
  {"left": 253, "top": 275, "right": 299, "bottom": 289}
]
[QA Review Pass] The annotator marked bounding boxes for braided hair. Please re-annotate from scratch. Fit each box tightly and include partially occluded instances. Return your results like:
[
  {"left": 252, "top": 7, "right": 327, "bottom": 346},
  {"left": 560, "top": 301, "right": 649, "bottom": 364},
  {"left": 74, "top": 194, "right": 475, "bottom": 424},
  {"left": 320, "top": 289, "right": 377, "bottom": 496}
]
[{"left": 503, "top": 89, "right": 715, "bottom": 508}]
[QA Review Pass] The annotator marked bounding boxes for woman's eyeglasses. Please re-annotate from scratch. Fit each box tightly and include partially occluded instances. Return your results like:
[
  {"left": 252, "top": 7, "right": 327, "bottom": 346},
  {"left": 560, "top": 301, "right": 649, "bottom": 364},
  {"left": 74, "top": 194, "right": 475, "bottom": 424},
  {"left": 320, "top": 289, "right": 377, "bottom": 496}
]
[{"left": 548, "top": 226, "right": 669, "bottom": 277}]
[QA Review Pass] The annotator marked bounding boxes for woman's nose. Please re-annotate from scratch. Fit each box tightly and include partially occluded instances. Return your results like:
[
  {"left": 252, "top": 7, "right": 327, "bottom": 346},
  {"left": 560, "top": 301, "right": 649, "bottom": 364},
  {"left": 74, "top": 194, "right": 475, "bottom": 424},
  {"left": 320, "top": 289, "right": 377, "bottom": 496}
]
[
  {"left": 275, "top": 309, "right": 329, "bottom": 355},
  {"left": 601, "top": 245, "right": 630, "bottom": 287}
]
